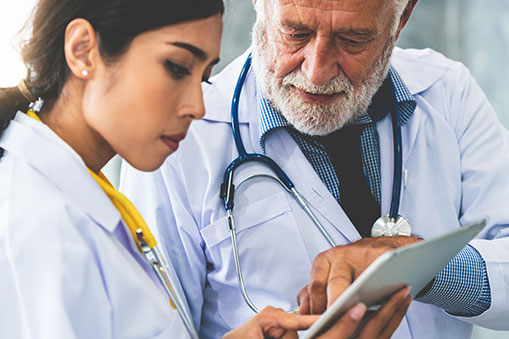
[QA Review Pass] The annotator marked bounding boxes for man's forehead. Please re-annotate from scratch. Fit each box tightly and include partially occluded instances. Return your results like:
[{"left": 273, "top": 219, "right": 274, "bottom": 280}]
[
  {"left": 269, "top": 0, "right": 393, "bottom": 33},
  {"left": 274, "top": 0, "right": 390, "bottom": 12}
]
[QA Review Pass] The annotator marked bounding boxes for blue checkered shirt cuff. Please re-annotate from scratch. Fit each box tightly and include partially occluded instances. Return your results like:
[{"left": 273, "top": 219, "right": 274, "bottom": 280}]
[{"left": 415, "top": 245, "right": 491, "bottom": 316}]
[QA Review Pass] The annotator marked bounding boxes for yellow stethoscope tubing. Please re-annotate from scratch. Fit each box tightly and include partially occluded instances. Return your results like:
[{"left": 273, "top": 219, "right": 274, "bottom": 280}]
[{"left": 87, "top": 156, "right": 199, "bottom": 339}]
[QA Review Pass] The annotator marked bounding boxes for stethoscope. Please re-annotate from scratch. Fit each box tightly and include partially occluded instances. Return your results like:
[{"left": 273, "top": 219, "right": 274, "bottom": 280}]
[{"left": 220, "top": 54, "right": 411, "bottom": 314}]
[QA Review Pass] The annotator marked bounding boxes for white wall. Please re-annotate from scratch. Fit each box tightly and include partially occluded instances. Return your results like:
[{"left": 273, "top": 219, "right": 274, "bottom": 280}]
[{"left": 0, "top": 1, "right": 35, "bottom": 87}]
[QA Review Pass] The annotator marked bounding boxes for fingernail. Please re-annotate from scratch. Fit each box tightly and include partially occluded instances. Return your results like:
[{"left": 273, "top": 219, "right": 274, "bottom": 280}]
[
  {"left": 349, "top": 303, "right": 366, "bottom": 321},
  {"left": 403, "top": 287, "right": 411, "bottom": 298}
]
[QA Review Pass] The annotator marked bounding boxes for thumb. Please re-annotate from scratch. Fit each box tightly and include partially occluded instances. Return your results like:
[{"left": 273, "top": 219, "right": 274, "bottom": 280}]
[{"left": 318, "top": 303, "right": 367, "bottom": 339}]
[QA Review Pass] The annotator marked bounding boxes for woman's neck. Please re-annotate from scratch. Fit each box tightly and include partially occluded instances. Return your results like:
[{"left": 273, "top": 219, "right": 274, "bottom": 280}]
[{"left": 40, "top": 83, "right": 115, "bottom": 174}]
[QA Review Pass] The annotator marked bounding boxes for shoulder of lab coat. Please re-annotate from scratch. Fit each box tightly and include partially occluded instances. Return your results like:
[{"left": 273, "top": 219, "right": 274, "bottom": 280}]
[
  {"left": 0, "top": 114, "right": 186, "bottom": 338},
  {"left": 0, "top": 114, "right": 119, "bottom": 338},
  {"left": 394, "top": 48, "right": 509, "bottom": 329}
]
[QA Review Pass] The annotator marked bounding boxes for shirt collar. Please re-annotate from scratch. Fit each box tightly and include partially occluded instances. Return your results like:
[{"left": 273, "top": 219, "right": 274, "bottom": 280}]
[{"left": 258, "top": 66, "right": 417, "bottom": 151}]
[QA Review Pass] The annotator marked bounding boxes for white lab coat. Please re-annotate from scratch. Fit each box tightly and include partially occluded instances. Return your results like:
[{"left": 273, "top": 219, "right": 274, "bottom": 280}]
[
  {"left": 0, "top": 113, "right": 189, "bottom": 339},
  {"left": 120, "top": 48, "right": 509, "bottom": 339}
]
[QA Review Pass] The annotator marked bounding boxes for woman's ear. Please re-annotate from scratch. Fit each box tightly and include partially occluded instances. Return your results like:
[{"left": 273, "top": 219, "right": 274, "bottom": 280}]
[{"left": 64, "top": 18, "right": 100, "bottom": 79}]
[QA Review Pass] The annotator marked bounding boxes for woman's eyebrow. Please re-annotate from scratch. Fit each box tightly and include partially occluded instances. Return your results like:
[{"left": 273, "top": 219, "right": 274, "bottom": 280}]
[{"left": 167, "top": 41, "right": 207, "bottom": 61}]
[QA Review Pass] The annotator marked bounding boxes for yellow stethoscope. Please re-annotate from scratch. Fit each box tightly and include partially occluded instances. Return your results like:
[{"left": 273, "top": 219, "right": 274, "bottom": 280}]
[{"left": 27, "top": 98, "right": 199, "bottom": 339}]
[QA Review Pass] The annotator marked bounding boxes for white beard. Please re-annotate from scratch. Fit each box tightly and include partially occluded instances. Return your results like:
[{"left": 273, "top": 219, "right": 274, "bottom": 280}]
[{"left": 251, "top": 21, "right": 396, "bottom": 136}]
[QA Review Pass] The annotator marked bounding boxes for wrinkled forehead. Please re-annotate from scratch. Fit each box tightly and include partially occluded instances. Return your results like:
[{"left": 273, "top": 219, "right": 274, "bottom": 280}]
[{"left": 266, "top": 0, "right": 396, "bottom": 32}]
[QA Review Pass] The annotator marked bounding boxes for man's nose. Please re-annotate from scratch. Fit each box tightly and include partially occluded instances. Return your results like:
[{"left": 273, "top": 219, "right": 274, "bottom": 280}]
[{"left": 301, "top": 37, "right": 340, "bottom": 87}]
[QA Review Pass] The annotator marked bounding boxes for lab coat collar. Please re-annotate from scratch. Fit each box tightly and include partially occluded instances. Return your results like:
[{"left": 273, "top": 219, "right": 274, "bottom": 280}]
[
  {"left": 0, "top": 112, "right": 122, "bottom": 233},
  {"left": 202, "top": 47, "right": 448, "bottom": 124},
  {"left": 202, "top": 49, "right": 256, "bottom": 124},
  {"left": 391, "top": 47, "right": 449, "bottom": 95}
]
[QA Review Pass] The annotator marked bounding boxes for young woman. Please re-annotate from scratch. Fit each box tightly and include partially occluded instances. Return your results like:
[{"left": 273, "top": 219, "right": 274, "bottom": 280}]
[{"left": 0, "top": 0, "right": 411, "bottom": 338}]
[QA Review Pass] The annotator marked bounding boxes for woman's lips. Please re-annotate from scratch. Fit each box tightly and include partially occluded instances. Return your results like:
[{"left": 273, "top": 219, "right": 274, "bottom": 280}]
[
  {"left": 161, "top": 133, "right": 186, "bottom": 151},
  {"left": 295, "top": 87, "right": 343, "bottom": 105}
]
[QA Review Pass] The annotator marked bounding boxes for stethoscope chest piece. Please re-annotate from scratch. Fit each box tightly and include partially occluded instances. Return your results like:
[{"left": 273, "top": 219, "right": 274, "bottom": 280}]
[{"left": 371, "top": 215, "right": 411, "bottom": 237}]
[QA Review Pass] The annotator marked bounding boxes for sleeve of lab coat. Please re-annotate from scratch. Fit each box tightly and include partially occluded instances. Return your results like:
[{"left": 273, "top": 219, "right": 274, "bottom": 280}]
[
  {"left": 448, "top": 63, "right": 509, "bottom": 330},
  {"left": 120, "top": 160, "right": 207, "bottom": 333},
  {"left": 0, "top": 244, "right": 112, "bottom": 338}
]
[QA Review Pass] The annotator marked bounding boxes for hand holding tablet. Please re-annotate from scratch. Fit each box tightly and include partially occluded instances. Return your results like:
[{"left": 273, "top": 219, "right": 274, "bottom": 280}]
[{"left": 301, "top": 220, "right": 486, "bottom": 339}]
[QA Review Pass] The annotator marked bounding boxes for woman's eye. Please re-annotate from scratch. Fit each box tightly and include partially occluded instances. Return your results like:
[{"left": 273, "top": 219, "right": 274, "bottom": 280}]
[{"left": 165, "top": 60, "right": 191, "bottom": 79}]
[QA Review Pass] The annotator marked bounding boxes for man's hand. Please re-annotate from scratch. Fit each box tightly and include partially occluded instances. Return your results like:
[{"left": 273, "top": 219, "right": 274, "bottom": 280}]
[{"left": 298, "top": 236, "right": 421, "bottom": 314}]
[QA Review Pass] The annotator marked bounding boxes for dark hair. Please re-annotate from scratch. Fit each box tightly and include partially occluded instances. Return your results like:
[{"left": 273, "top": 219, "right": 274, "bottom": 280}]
[{"left": 0, "top": 0, "right": 224, "bottom": 139}]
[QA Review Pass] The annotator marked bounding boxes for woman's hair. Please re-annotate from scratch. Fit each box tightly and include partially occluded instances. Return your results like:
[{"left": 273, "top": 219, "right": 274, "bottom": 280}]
[{"left": 0, "top": 0, "right": 224, "bottom": 138}]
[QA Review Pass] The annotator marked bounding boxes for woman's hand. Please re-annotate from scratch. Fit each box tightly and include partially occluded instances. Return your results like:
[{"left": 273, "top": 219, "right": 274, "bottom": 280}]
[{"left": 223, "top": 287, "right": 411, "bottom": 339}]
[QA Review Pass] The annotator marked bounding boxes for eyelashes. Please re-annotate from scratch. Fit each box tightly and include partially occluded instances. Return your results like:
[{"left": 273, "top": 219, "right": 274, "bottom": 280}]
[
  {"left": 165, "top": 60, "right": 191, "bottom": 79},
  {"left": 165, "top": 60, "right": 213, "bottom": 84}
]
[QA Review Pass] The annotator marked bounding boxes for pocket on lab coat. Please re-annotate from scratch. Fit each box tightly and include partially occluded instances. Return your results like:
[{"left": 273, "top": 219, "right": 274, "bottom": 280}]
[{"left": 199, "top": 191, "right": 312, "bottom": 323}]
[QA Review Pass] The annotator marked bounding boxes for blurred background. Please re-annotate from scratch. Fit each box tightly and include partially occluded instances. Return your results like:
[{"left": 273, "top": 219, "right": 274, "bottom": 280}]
[{"left": 1, "top": 1, "right": 508, "bottom": 337}]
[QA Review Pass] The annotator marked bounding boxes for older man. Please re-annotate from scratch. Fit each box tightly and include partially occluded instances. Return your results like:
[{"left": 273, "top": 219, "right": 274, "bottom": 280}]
[{"left": 121, "top": 0, "right": 509, "bottom": 338}]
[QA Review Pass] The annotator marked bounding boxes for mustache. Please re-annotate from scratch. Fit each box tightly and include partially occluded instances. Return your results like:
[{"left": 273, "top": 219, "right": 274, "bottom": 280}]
[{"left": 281, "top": 69, "right": 353, "bottom": 96}]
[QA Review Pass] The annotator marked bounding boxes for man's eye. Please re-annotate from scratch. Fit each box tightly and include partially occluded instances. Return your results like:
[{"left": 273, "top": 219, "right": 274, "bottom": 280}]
[
  {"left": 165, "top": 60, "right": 191, "bottom": 79},
  {"left": 341, "top": 38, "right": 362, "bottom": 46},
  {"left": 289, "top": 33, "right": 310, "bottom": 40}
]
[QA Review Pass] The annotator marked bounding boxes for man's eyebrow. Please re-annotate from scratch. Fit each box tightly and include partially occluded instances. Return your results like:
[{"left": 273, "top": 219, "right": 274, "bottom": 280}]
[
  {"left": 335, "top": 29, "right": 378, "bottom": 38},
  {"left": 281, "top": 20, "right": 377, "bottom": 38},
  {"left": 168, "top": 42, "right": 208, "bottom": 61},
  {"left": 281, "top": 20, "right": 310, "bottom": 31}
]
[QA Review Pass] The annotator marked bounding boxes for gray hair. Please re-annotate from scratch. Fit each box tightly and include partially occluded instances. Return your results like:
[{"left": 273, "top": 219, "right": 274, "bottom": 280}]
[{"left": 392, "top": 0, "right": 410, "bottom": 35}]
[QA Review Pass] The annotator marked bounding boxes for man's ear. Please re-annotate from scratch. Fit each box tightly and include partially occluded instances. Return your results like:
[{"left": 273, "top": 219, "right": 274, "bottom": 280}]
[
  {"left": 64, "top": 18, "right": 100, "bottom": 79},
  {"left": 394, "top": 0, "right": 419, "bottom": 41}
]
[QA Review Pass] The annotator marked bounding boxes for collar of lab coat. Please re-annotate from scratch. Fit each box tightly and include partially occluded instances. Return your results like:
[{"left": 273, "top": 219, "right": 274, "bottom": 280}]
[
  {"left": 202, "top": 47, "right": 450, "bottom": 124},
  {"left": 0, "top": 112, "right": 122, "bottom": 233}
]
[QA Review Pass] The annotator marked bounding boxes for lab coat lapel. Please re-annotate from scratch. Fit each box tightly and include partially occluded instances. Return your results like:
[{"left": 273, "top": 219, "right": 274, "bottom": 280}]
[
  {"left": 378, "top": 115, "right": 395, "bottom": 216},
  {"left": 401, "top": 106, "right": 422, "bottom": 166},
  {"left": 378, "top": 105, "right": 422, "bottom": 216},
  {"left": 263, "top": 128, "right": 361, "bottom": 243}
]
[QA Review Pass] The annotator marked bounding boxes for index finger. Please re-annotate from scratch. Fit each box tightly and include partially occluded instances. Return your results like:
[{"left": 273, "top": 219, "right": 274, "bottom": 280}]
[
  {"left": 308, "top": 253, "right": 331, "bottom": 314},
  {"left": 326, "top": 262, "right": 354, "bottom": 309},
  {"left": 258, "top": 309, "right": 320, "bottom": 331}
]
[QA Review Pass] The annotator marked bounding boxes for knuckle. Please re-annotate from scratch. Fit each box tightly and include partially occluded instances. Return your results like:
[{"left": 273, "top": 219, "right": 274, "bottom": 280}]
[
  {"left": 297, "top": 286, "right": 308, "bottom": 298},
  {"left": 263, "top": 306, "right": 276, "bottom": 312},
  {"left": 309, "top": 278, "right": 326, "bottom": 292},
  {"left": 314, "top": 251, "right": 328, "bottom": 263}
]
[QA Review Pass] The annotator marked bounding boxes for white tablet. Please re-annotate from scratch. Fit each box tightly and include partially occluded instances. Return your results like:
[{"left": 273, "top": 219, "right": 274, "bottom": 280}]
[{"left": 302, "top": 220, "right": 486, "bottom": 339}]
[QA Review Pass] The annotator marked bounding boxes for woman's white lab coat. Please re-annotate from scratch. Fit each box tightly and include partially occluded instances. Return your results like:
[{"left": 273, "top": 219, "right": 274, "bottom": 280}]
[
  {"left": 120, "top": 48, "right": 509, "bottom": 338},
  {"left": 0, "top": 113, "right": 188, "bottom": 338}
]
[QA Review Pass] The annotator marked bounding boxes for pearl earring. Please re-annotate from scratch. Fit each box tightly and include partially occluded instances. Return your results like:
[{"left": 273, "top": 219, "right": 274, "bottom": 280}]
[{"left": 81, "top": 69, "right": 89, "bottom": 77}]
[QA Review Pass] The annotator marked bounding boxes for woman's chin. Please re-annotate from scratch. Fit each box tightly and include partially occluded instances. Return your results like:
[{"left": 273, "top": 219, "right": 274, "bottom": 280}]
[{"left": 126, "top": 156, "right": 168, "bottom": 173}]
